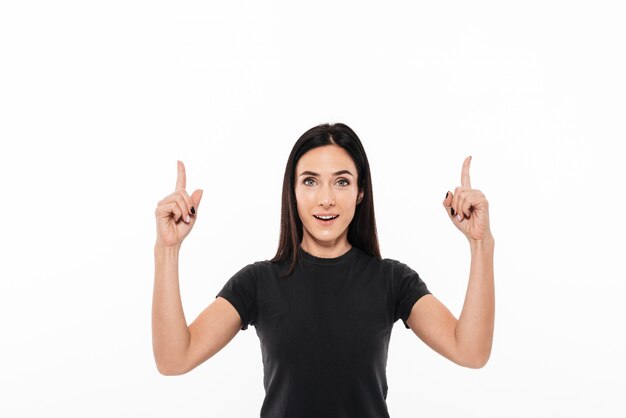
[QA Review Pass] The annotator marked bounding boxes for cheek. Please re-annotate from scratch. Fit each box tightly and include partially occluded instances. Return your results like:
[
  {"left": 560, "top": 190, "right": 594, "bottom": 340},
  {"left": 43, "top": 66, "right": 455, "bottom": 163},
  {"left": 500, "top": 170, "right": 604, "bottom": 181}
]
[
  {"left": 294, "top": 190, "right": 311, "bottom": 213},
  {"left": 340, "top": 191, "right": 359, "bottom": 207}
]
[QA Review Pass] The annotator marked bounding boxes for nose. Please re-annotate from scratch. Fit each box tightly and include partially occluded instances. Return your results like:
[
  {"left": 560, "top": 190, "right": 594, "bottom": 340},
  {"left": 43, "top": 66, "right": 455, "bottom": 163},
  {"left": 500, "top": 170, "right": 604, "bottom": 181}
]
[{"left": 317, "top": 183, "right": 335, "bottom": 207}]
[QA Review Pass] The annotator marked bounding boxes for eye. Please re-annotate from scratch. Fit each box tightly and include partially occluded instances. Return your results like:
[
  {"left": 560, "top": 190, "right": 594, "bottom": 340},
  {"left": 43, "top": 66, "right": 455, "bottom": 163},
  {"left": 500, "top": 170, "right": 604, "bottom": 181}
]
[
  {"left": 337, "top": 178, "right": 350, "bottom": 187},
  {"left": 303, "top": 178, "right": 317, "bottom": 186}
]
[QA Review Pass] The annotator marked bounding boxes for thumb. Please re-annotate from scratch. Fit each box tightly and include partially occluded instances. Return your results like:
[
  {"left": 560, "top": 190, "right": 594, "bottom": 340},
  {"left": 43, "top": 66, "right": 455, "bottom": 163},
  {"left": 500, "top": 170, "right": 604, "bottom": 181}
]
[{"left": 191, "top": 189, "right": 204, "bottom": 214}]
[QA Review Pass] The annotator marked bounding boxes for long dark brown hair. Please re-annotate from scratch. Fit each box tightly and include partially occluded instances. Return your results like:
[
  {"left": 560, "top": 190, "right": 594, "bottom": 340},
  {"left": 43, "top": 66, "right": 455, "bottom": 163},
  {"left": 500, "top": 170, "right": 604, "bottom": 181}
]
[{"left": 270, "top": 122, "right": 381, "bottom": 276}]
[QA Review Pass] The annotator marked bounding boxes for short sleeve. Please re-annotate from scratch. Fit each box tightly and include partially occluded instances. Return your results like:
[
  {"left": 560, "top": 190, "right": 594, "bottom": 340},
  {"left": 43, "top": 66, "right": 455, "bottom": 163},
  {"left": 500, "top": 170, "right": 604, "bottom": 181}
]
[
  {"left": 215, "top": 263, "right": 259, "bottom": 330},
  {"left": 391, "top": 261, "right": 431, "bottom": 329}
]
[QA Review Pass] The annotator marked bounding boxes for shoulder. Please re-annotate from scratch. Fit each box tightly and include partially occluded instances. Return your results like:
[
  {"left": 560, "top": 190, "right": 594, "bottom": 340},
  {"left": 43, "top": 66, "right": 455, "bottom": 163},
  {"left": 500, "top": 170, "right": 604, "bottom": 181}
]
[
  {"left": 379, "top": 255, "right": 418, "bottom": 277},
  {"left": 220, "top": 260, "right": 278, "bottom": 297},
  {"left": 379, "top": 256, "right": 425, "bottom": 286},
  {"left": 238, "top": 259, "right": 273, "bottom": 272},
  {"left": 232, "top": 259, "right": 274, "bottom": 277},
  {"left": 229, "top": 259, "right": 285, "bottom": 282},
  {"left": 351, "top": 248, "right": 420, "bottom": 278}
]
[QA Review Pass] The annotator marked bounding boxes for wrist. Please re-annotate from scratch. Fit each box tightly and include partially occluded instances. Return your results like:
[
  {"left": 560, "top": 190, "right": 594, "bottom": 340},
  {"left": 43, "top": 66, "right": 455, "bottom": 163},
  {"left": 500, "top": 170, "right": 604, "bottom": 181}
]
[
  {"left": 154, "top": 243, "right": 181, "bottom": 256},
  {"left": 468, "top": 235, "right": 495, "bottom": 249}
]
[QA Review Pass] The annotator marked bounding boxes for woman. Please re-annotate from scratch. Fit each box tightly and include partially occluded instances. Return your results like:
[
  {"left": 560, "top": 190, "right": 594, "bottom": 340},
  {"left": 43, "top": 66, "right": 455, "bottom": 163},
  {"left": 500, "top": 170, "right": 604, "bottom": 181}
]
[{"left": 152, "top": 123, "right": 495, "bottom": 417}]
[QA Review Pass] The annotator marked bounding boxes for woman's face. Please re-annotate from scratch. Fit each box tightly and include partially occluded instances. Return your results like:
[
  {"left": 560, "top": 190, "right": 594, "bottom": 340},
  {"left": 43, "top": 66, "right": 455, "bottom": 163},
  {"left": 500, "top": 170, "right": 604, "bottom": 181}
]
[{"left": 294, "top": 144, "right": 364, "bottom": 256}]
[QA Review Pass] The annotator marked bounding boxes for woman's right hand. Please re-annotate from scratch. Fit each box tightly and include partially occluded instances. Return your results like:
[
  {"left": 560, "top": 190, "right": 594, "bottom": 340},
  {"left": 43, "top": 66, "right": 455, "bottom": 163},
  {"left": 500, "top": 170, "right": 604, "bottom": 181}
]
[{"left": 154, "top": 160, "right": 204, "bottom": 248}]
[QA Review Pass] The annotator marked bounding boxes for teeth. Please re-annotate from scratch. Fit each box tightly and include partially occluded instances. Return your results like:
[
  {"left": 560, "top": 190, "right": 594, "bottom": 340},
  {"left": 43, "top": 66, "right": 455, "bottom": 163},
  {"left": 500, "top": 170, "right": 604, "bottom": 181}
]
[{"left": 315, "top": 215, "right": 338, "bottom": 220}]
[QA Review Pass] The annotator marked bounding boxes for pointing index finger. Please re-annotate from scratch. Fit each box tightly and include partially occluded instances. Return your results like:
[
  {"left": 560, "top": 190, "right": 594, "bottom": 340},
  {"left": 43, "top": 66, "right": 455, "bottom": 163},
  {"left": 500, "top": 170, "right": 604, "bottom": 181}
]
[
  {"left": 176, "top": 160, "right": 186, "bottom": 191},
  {"left": 461, "top": 155, "right": 472, "bottom": 189}
]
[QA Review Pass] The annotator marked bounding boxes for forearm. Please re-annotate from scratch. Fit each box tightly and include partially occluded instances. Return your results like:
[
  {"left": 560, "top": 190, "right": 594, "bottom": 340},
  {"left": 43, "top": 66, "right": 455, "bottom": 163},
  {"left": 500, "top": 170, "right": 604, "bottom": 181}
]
[
  {"left": 454, "top": 236, "right": 495, "bottom": 367},
  {"left": 152, "top": 244, "right": 191, "bottom": 374}
]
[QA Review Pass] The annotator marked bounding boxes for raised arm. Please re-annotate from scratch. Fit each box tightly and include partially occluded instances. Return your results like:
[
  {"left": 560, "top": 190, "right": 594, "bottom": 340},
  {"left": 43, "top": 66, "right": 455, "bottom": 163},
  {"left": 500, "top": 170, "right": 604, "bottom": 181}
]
[
  {"left": 152, "top": 162, "right": 248, "bottom": 375},
  {"left": 406, "top": 156, "right": 495, "bottom": 368},
  {"left": 152, "top": 160, "right": 202, "bottom": 374}
]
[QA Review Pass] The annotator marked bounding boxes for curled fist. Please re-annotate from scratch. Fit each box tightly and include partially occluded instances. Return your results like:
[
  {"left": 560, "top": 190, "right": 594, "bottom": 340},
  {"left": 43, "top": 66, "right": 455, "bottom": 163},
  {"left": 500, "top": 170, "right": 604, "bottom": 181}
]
[
  {"left": 154, "top": 160, "right": 204, "bottom": 248},
  {"left": 443, "top": 156, "right": 492, "bottom": 242}
]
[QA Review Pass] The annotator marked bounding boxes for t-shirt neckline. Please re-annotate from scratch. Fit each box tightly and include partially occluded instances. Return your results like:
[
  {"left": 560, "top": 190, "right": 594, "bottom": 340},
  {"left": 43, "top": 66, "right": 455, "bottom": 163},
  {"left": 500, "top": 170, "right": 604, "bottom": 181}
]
[{"left": 298, "top": 245, "right": 358, "bottom": 265}]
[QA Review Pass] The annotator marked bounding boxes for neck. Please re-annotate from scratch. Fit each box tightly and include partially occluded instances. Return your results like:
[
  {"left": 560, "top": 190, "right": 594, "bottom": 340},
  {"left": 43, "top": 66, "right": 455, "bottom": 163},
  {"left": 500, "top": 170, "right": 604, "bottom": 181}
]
[{"left": 300, "top": 239, "right": 352, "bottom": 259}]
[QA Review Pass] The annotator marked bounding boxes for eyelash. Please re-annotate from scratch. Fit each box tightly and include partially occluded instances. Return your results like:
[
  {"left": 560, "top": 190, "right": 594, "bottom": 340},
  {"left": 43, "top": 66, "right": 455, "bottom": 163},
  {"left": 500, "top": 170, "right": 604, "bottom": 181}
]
[{"left": 303, "top": 178, "right": 350, "bottom": 187}]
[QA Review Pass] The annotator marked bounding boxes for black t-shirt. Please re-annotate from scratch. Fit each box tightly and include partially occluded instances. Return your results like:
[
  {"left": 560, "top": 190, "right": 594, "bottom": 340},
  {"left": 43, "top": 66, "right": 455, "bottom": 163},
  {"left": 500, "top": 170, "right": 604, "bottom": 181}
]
[{"left": 215, "top": 245, "right": 431, "bottom": 418}]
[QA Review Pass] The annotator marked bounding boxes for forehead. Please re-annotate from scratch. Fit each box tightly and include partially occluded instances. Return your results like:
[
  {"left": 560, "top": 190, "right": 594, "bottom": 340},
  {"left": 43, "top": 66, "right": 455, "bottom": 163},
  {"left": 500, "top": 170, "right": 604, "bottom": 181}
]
[{"left": 296, "top": 145, "right": 356, "bottom": 173}]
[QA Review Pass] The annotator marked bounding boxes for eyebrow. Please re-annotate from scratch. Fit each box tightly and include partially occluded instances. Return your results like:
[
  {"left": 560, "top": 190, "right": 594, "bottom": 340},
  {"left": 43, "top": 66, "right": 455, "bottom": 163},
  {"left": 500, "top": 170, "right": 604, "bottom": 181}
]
[{"left": 298, "top": 170, "right": 354, "bottom": 177}]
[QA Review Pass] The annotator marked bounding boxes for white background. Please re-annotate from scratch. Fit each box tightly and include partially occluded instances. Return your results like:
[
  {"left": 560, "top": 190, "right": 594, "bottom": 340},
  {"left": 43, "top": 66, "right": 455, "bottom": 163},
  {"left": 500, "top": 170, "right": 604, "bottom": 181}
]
[{"left": 1, "top": 1, "right": 625, "bottom": 417}]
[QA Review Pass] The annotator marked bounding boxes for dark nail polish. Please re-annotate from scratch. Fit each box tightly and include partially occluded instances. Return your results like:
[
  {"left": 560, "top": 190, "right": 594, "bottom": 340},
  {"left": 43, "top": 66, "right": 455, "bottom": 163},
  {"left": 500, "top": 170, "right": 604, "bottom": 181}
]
[
  {"left": 445, "top": 191, "right": 449, "bottom": 199},
  {"left": 450, "top": 207, "right": 455, "bottom": 216},
  {"left": 190, "top": 206, "right": 196, "bottom": 215}
]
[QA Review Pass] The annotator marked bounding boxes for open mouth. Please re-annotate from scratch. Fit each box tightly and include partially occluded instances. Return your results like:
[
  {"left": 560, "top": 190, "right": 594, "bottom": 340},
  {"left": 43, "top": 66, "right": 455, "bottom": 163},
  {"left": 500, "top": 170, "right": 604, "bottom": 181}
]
[{"left": 313, "top": 214, "right": 339, "bottom": 221}]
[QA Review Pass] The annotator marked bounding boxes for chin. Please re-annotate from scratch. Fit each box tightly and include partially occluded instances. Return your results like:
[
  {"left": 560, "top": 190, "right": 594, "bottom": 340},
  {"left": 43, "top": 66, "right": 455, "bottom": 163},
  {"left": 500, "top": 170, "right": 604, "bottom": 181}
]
[{"left": 305, "top": 227, "right": 348, "bottom": 244}]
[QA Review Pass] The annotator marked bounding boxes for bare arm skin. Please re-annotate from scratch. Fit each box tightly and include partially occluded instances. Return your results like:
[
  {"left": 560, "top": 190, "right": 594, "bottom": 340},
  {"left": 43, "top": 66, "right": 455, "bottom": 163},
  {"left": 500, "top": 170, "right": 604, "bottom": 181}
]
[
  {"left": 152, "top": 244, "right": 243, "bottom": 375},
  {"left": 151, "top": 161, "right": 242, "bottom": 375},
  {"left": 406, "top": 156, "right": 495, "bottom": 368},
  {"left": 152, "top": 244, "right": 190, "bottom": 374},
  {"left": 406, "top": 236, "right": 495, "bottom": 368}
]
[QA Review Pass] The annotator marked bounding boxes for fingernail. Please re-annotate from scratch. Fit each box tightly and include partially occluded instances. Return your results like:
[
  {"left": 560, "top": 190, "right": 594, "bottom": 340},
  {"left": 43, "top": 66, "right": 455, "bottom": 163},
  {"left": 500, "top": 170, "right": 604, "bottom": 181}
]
[
  {"left": 190, "top": 206, "right": 196, "bottom": 215},
  {"left": 186, "top": 215, "right": 191, "bottom": 223},
  {"left": 456, "top": 214, "right": 461, "bottom": 222},
  {"left": 450, "top": 207, "right": 455, "bottom": 216},
  {"left": 445, "top": 191, "right": 449, "bottom": 199}
]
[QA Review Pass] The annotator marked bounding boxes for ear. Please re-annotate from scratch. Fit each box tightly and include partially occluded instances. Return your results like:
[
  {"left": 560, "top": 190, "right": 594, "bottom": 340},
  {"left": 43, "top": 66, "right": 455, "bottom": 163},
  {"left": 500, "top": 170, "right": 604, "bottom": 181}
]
[{"left": 356, "top": 190, "right": 364, "bottom": 205}]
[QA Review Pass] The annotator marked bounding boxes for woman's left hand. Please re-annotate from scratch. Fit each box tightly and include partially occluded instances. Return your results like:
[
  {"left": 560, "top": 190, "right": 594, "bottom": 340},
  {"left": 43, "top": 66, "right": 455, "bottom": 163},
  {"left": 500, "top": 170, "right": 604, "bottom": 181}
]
[{"left": 443, "top": 156, "right": 493, "bottom": 242}]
